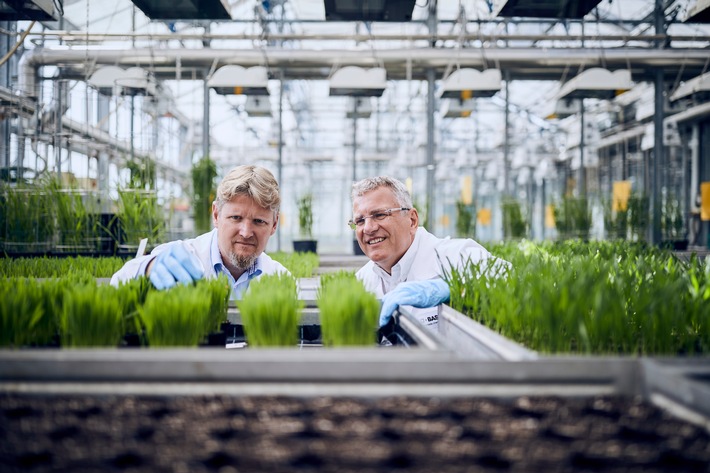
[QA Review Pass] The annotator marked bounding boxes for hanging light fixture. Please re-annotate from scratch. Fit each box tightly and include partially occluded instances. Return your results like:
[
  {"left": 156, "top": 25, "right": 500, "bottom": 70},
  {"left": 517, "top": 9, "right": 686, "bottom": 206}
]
[
  {"left": 493, "top": 0, "right": 603, "bottom": 19},
  {"left": 557, "top": 68, "right": 633, "bottom": 100},
  {"left": 88, "top": 66, "right": 157, "bottom": 97},
  {"left": 328, "top": 67, "right": 387, "bottom": 97},
  {"left": 128, "top": 0, "right": 231, "bottom": 20},
  {"left": 208, "top": 66, "right": 270, "bottom": 96},
  {"left": 439, "top": 69, "right": 502, "bottom": 100},
  {"left": 669, "top": 71, "right": 710, "bottom": 102},
  {"left": 324, "top": 0, "right": 416, "bottom": 22}
]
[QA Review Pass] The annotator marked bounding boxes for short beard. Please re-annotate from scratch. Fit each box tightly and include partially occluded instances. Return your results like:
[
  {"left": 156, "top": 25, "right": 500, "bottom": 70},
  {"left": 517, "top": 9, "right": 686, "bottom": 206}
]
[{"left": 227, "top": 250, "right": 258, "bottom": 271}]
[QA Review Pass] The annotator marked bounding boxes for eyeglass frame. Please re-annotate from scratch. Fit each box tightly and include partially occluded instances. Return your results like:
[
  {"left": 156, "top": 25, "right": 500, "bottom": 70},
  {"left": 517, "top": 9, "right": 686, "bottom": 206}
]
[{"left": 348, "top": 207, "right": 411, "bottom": 230}]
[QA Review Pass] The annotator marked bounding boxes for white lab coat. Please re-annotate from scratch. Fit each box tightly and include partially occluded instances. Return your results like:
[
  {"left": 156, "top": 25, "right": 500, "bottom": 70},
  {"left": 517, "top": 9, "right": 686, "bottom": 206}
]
[{"left": 110, "top": 229, "right": 288, "bottom": 299}]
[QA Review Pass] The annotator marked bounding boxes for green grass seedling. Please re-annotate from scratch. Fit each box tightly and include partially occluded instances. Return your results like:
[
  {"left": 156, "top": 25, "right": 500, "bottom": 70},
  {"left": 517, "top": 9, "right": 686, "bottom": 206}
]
[
  {"left": 318, "top": 276, "right": 379, "bottom": 347},
  {"left": 238, "top": 273, "right": 302, "bottom": 347},
  {"left": 270, "top": 252, "right": 319, "bottom": 278},
  {"left": 139, "top": 285, "right": 212, "bottom": 347},
  {"left": 61, "top": 284, "right": 124, "bottom": 348}
]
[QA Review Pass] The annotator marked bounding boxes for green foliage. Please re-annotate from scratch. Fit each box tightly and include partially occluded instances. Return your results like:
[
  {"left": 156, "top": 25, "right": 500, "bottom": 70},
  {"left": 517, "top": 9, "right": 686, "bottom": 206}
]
[
  {"left": 0, "top": 279, "right": 46, "bottom": 347},
  {"left": 553, "top": 196, "right": 591, "bottom": 240},
  {"left": 318, "top": 273, "right": 379, "bottom": 346},
  {"left": 116, "top": 188, "right": 165, "bottom": 247},
  {"left": 662, "top": 195, "right": 685, "bottom": 241},
  {"left": 202, "top": 274, "right": 231, "bottom": 334},
  {"left": 45, "top": 178, "right": 101, "bottom": 251},
  {"left": 269, "top": 251, "right": 319, "bottom": 278},
  {"left": 138, "top": 284, "right": 213, "bottom": 347},
  {"left": 60, "top": 284, "right": 124, "bottom": 347},
  {"left": 455, "top": 200, "right": 476, "bottom": 238},
  {"left": 191, "top": 156, "right": 218, "bottom": 235},
  {"left": 0, "top": 257, "right": 128, "bottom": 278},
  {"left": 446, "top": 240, "right": 710, "bottom": 355},
  {"left": 628, "top": 194, "right": 649, "bottom": 241},
  {"left": 0, "top": 184, "right": 55, "bottom": 253},
  {"left": 602, "top": 198, "right": 628, "bottom": 240},
  {"left": 126, "top": 157, "right": 156, "bottom": 191},
  {"left": 501, "top": 199, "right": 526, "bottom": 239},
  {"left": 238, "top": 273, "right": 302, "bottom": 347},
  {"left": 297, "top": 193, "right": 314, "bottom": 238}
]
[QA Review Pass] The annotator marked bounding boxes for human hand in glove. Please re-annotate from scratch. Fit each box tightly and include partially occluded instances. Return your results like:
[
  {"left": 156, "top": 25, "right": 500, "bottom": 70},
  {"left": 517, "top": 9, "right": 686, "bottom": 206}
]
[
  {"left": 147, "top": 243, "right": 204, "bottom": 290},
  {"left": 379, "top": 278, "right": 450, "bottom": 327}
]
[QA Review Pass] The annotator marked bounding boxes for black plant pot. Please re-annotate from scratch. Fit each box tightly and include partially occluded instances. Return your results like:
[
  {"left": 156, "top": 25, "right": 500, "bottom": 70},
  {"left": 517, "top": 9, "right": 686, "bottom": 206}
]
[
  {"left": 661, "top": 239, "right": 689, "bottom": 251},
  {"left": 353, "top": 239, "right": 365, "bottom": 256},
  {"left": 293, "top": 240, "right": 318, "bottom": 253}
]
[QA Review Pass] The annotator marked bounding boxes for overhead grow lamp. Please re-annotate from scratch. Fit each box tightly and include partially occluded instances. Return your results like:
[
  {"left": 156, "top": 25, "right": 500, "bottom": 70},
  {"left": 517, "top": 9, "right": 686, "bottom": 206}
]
[
  {"left": 683, "top": 0, "right": 710, "bottom": 22},
  {"left": 669, "top": 71, "right": 710, "bottom": 102},
  {"left": 244, "top": 96, "right": 272, "bottom": 117},
  {"left": 557, "top": 68, "right": 633, "bottom": 100},
  {"left": 129, "top": 0, "right": 231, "bottom": 20},
  {"left": 88, "top": 66, "right": 157, "bottom": 97},
  {"left": 493, "top": 0, "right": 602, "bottom": 19},
  {"left": 324, "top": 0, "right": 416, "bottom": 22},
  {"left": 439, "top": 69, "right": 502, "bottom": 99},
  {"left": 0, "top": 0, "right": 60, "bottom": 21},
  {"left": 329, "top": 67, "right": 386, "bottom": 97},
  {"left": 208, "top": 66, "right": 270, "bottom": 96}
]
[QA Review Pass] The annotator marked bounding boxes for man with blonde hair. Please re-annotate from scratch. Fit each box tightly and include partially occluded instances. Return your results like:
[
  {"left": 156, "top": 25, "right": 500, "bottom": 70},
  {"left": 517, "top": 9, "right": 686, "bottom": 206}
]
[{"left": 111, "top": 165, "right": 287, "bottom": 298}]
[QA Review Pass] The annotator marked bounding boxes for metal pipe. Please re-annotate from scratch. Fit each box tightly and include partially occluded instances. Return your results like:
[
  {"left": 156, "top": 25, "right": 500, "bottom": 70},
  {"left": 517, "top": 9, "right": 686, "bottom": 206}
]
[
  {"left": 17, "top": 47, "right": 710, "bottom": 97},
  {"left": 21, "top": 31, "right": 700, "bottom": 43}
]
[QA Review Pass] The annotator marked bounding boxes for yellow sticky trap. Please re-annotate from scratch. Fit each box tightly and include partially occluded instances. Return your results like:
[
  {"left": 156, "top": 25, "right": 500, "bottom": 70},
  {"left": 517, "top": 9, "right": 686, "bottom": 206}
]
[
  {"left": 701, "top": 182, "right": 710, "bottom": 221},
  {"left": 461, "top": 176, "right": 473, "bottom": 206},
  {"left": 477, "top": 208, "right": 491, "bottom": 226},
  {"left": 234, "top": 86, "right": 243, "bottom": 95},
  {"left": 612, "top": 180, "right": 632, "bottom": 212},
  {"left": 545, "top": 205, "right": 556, "bottom": 228},
  {"left": 461, "top": 90, "right": 472, "bottom": 100}
]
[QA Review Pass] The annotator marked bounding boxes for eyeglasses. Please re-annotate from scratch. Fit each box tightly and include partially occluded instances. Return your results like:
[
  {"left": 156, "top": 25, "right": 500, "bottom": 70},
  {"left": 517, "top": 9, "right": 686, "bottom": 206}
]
[{"left": 348, "top": 207, "right": 410, "bottom": 230}]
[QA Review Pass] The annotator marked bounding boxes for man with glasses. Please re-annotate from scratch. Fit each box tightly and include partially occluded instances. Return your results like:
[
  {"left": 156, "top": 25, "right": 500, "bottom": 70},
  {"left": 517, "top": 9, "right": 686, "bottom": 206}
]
[{"left": 350, "top": 176, "right": 505, "bottom": 331}]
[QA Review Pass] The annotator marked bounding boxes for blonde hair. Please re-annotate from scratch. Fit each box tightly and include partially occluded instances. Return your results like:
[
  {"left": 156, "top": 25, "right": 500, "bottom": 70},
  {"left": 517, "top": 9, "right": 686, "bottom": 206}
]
[
  {"left": 351, "top": 176, "right": 413, "bottom": 208},
  {"left": 215, "top": 165, "right": 280, "bottom": 213}
]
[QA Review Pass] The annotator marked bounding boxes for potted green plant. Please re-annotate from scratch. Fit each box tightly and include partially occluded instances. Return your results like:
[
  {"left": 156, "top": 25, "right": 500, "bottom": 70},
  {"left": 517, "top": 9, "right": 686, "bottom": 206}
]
[
  {"left": 293, "top": 193, "right": 317, "bottom": 253},
  {"left": 661, "top": 195, "right": 688, "bottom": 250},
  {"left": 191, "top": 156, "right": 218, "bottom": 235},
  {"left": 318, "top": 272, "right": 379, "bottom": 346},
  {"left": 238, "top": 273, "right": 302, "bottom": 347},
  {"left": 502, "top": 198, "right": 527, "bottom": 240},
  {"left": 553, "top": 196, "right": 591, "bottom": 240},
  {"left": 455, "top": 199, "right": 476, "bottom": 238}
]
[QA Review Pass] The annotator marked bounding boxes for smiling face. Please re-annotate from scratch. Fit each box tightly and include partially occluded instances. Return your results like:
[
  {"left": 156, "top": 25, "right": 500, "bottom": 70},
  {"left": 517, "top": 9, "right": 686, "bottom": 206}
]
[
  {"left": 213, "top": 194, "right": 278, "bottom": 279},
  {"left": 352, "top": 186, "right": 418, "bottom": 274}
]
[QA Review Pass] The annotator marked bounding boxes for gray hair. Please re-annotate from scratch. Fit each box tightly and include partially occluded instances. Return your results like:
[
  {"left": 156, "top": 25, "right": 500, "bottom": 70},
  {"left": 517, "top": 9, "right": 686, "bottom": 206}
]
[
  {"left": 215, "top": 165, "right": 280, "bottom": 213},
  {"left": 351, "top": 176, "right": 413, "bottom": 209}
]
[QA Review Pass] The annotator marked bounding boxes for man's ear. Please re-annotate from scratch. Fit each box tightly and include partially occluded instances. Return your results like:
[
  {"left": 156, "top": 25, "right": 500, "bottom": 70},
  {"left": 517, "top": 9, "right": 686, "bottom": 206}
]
[
  {"left": 212, "top": 202, "right": 219, "bottom": 228},
  {"left": 409, "top": 208, "right": 419, "bottom": 229},
  {"left": 270, "top": 213, "right": 279, "bottom": 236}
]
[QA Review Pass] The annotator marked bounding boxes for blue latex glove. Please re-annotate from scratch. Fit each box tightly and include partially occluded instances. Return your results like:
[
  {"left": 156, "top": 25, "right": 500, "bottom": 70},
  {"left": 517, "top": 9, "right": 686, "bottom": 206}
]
[
  {"left": 379, "top": 279, "right": 450, "bottom": 327},
  {"left": 148, "top": 243, "right": 204, "bottom": 290}
]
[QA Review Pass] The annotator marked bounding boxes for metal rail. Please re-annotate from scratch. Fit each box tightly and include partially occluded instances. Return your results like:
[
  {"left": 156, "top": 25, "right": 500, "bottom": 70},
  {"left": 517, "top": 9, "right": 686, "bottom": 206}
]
[{"left": 437, "top": 305, "right": 538, "bottom": 361}]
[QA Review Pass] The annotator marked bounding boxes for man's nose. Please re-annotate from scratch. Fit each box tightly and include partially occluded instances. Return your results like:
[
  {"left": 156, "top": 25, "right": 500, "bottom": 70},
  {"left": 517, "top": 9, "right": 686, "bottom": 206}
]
[
  {"left": 362, "top": 216, "right": 379, "bottom": 232},
  {"left": 237, "top": 220, "right": 254, "bottom": 237}
]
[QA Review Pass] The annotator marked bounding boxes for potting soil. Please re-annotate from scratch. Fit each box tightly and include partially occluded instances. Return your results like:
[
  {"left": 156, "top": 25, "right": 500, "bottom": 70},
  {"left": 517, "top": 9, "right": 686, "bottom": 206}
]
[{"left": 1, "top": 394, "right": 709, "bottom": 472}]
